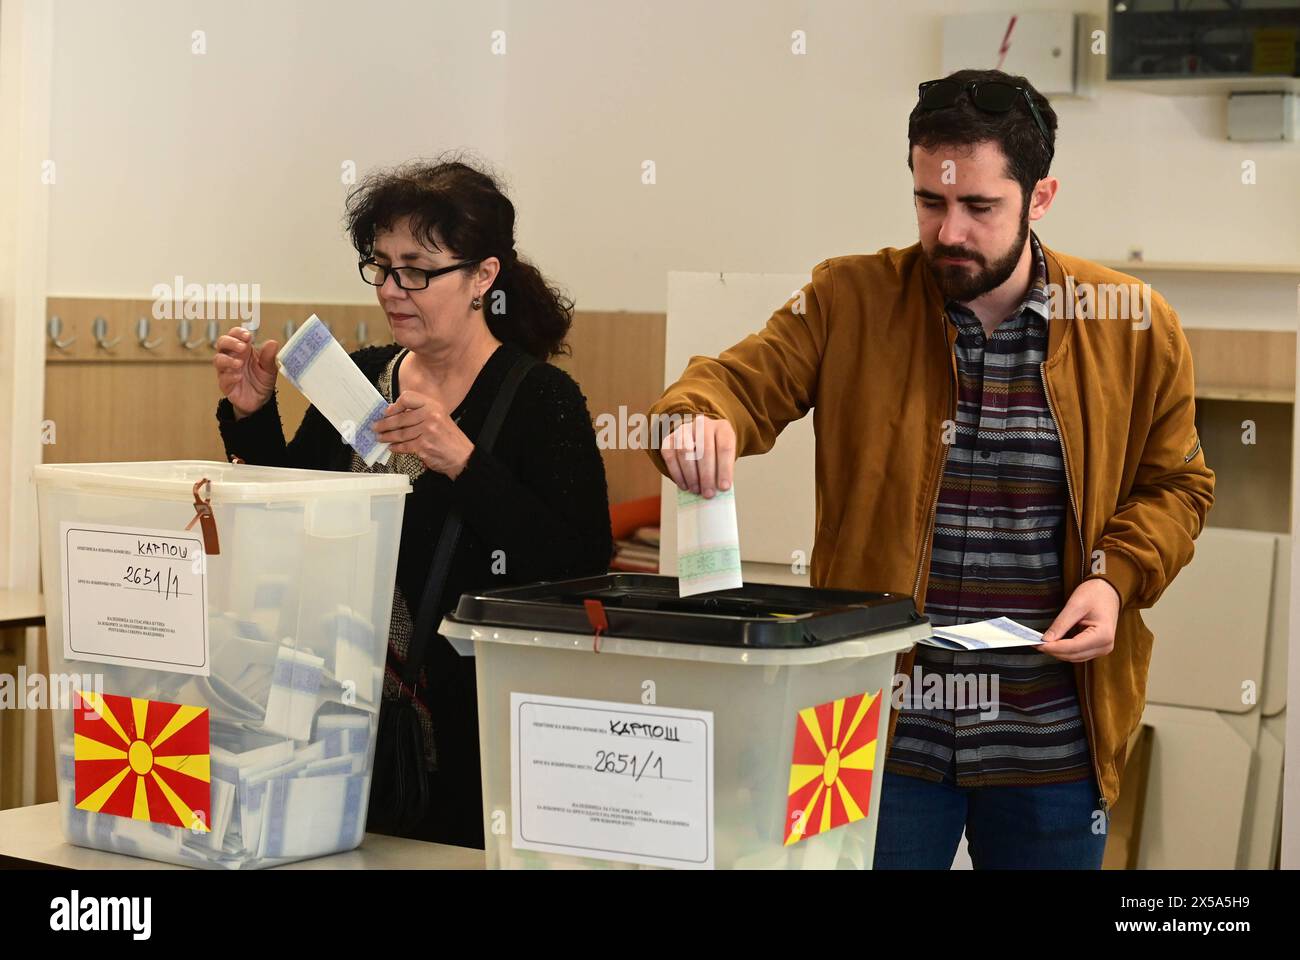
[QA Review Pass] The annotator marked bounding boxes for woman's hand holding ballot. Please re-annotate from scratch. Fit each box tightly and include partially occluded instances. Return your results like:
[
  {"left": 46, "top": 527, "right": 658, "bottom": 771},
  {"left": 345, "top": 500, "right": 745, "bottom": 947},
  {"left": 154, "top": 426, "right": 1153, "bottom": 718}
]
[
  {"left": 373, "top": 390, "right": 476, "bottom": 480},
  {"left": 659, "top": 414, "right": 737, "bottom": 498},
  {"left": 214, "top": 327, "right": 281, "bottom": 420}
]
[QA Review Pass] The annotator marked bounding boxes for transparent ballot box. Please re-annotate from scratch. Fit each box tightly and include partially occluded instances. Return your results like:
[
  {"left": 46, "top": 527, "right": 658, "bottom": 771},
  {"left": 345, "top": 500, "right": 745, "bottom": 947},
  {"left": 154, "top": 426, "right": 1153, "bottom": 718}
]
[
  {"left": 33, "top": 460, "right": 410, "bottom": 868},
  {"left": 440, "top": 574, "right": 930, "bottom": 870}
]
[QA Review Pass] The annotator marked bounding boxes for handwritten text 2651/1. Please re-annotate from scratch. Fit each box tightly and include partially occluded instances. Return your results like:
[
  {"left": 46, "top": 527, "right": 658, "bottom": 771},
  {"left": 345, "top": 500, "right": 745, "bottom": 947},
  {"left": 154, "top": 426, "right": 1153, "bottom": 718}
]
[
  {"left": 594, "top": 750, "right": 665, "bottom": 782},
  {"left": 123, "top": 565, "right": 182, "bottom": 599}
]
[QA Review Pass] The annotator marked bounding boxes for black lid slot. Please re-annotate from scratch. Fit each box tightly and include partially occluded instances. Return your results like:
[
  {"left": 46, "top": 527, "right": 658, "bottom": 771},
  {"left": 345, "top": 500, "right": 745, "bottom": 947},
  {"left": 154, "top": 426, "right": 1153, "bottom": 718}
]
[{"left": 447, "top": 574, "right": 924, "bottom": 650}]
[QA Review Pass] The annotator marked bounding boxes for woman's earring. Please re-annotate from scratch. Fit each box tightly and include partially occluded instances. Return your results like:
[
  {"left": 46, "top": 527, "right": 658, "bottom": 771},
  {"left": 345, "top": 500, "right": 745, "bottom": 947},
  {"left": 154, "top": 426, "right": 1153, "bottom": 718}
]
[{"left": 470, "top": 295, "right": 483, "bottom": 311}]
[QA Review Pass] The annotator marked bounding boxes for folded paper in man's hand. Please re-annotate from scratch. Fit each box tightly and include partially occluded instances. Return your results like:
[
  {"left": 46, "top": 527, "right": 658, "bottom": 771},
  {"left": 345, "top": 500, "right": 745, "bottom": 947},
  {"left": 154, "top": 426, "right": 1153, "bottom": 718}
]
[{"left": 917, "top": 617, "right": 1044, "bottom": 651}]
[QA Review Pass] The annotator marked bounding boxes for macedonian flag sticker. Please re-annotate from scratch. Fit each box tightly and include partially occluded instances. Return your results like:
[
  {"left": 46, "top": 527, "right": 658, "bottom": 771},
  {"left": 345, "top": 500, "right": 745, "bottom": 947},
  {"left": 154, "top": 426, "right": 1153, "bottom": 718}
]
[
  {"left": 783, "top": 689, "right": 881, "bottom": 845},
  {"left": 73, "top": 690, "right": 211, "bottom": 831}
]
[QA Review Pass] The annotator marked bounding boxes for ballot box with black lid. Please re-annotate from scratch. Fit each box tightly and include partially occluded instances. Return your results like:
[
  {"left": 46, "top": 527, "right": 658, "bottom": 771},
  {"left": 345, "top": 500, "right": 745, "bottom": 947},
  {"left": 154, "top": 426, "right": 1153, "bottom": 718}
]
[{"left": 440, "top": 574, "right": 930, "bottom": 869}]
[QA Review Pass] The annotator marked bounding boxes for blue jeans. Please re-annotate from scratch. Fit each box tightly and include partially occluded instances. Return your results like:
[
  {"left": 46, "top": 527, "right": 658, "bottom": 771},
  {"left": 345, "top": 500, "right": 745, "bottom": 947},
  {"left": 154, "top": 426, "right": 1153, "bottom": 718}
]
[{"left": 872, "top": 770, "right": 1108, "bottom": 869}]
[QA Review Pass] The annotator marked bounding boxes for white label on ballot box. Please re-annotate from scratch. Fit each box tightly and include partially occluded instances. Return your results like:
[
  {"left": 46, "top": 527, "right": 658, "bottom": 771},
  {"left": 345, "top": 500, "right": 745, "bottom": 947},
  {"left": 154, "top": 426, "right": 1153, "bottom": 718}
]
[
  {"left": 60, "top": 522, "right": 210, "bottom": 675},
  {"left": 511, "top": 692, "right": 714, "bottom": 869}
]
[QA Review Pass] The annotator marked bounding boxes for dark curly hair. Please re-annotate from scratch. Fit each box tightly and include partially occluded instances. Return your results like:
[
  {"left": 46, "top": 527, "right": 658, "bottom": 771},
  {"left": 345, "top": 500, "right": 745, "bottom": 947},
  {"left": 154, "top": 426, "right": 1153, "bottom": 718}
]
[{"left": 344, "top": 152, "right": 573, "bottom": 360}]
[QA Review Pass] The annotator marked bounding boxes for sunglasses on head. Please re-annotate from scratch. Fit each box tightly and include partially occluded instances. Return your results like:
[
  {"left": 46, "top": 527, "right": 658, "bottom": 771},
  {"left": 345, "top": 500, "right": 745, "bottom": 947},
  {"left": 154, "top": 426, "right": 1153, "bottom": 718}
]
[{"left": 916, "top": 79, "right": 1054, "bottom": 176}]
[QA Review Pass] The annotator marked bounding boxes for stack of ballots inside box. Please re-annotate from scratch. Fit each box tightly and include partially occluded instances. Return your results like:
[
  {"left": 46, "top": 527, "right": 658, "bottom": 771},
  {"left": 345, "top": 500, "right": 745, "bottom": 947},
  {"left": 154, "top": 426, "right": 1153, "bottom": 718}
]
[{"left": 56, "top": 601, "right": 384, "bottom": 869}]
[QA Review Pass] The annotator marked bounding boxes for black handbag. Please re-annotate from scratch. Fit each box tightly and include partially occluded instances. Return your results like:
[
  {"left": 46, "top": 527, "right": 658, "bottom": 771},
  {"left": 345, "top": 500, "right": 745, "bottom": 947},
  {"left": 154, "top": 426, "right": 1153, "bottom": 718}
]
[{"left": 368, "top": 350, "right": 537, "bottom": 835}]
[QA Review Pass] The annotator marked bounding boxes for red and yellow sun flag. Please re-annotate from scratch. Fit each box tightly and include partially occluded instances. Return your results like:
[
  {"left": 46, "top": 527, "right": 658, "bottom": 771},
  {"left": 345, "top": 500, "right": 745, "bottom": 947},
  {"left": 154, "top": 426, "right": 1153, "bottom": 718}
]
[
  {"left": 783, "top": 688, "right": 881, "bottom": 845},
  {"left": 73, "top": 690, "right": 211, "bottom": 831}
]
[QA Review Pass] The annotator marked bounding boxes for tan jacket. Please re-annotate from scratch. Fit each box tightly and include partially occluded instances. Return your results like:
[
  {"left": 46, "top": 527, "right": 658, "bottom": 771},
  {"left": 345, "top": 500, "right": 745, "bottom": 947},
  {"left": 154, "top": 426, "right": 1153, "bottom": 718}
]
[{"left": 646, "top": 239, "right": 1214, "bottom": 811}]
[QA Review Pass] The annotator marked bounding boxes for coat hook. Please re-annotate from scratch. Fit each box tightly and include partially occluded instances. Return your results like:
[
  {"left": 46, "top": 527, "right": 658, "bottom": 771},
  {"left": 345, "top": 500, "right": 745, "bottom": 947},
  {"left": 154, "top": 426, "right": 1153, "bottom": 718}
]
[
  {"left": 48, "top": 315, "right": 76, "bottom": 350},
  {"left": 205, "top": 319, "right": 221, "bottom": 350},
  {"left": 356, "top": 319, "right": 370, "bottom": 347},
  {"left": 136, "top": 315, "right": 164, "bottom": 350},
  {"left": 92, "top": 315, "right": 121, "bottom": 350},
  {"left": 284, "top": 319, "right": 296, "bottom": 341},
  {"left": 178, "top": 317, "right": 205, "bottom": 350}
]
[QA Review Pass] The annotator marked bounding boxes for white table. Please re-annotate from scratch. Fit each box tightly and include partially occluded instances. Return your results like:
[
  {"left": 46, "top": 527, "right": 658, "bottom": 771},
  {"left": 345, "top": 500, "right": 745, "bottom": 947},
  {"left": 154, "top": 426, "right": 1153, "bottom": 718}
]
[{"left": 0, "top": 802, "right": 484, "bottom": 870}]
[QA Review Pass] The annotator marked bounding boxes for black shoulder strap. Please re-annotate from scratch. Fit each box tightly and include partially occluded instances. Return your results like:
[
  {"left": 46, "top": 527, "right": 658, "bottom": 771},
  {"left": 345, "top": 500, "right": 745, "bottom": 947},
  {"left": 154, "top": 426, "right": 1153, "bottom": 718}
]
[{"left": 401, "top": 351, "right": 539, "bottom": 691}]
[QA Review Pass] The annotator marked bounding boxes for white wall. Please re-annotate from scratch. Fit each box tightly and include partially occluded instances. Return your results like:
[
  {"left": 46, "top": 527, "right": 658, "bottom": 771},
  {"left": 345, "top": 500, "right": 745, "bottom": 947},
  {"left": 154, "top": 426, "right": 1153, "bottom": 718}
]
[
  {"left": 48, "top": 0, "right": 508, "bottom": 302},
  {"left": 1, "top": 0, "right": 52, "bottom": 591},
  {"left": 47, "top": 0, "right": 1300, "bottom": 321}
]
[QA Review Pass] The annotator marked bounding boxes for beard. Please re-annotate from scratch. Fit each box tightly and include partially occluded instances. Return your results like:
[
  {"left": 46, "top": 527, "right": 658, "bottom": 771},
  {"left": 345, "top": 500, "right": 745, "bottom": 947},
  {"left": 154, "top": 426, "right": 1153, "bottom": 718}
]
[{"left": 925, "top": 207, "right": 1030, "bottom": 303}]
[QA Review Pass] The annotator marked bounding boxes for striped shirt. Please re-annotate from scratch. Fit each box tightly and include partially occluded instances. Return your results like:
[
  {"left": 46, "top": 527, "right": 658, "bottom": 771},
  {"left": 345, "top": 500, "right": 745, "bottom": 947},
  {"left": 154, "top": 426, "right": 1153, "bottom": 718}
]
[{"left": 884, "top": 232, "right": 1094, "bottom": 787}]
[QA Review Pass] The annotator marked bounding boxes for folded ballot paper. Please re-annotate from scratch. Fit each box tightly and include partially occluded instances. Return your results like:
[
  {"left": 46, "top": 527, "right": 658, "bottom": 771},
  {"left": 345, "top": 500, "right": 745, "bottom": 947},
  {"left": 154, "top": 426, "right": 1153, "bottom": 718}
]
[
  {"left": 58, "top": 708, "right": 373, "bottom": 869},
  {"left": 676, "top": 485, "right": 743, "bottom": 597},
  {"left": 918, "top": 616, "right": 1045, "bottom": 651},
  {"left": 276, "top": 314, "right": 393, "bottom": 467},
  {"left": 58, "top": 602, "right": 379, "bottom": 868}
]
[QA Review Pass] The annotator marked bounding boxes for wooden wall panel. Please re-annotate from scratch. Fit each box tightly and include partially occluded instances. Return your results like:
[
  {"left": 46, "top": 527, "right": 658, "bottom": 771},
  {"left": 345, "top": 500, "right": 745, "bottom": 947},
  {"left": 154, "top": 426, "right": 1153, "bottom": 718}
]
[
  {"left": 1196, "top": 400, "right": 1292, "bottom": 534},
  {"left": 43, "top": 298, "right": 668, "bottom": 507},
  {"left": 44, "top": 361, "right": 229, "bottom": 463},
  {"left": 0, "top": 629, "right": 24, "bottom": 809},
  {"left": 34, "top": 627, "right": 55, "bottom": 805},
  {"left": 46, "top": 300, "right": 1297, "bottom": 518},
  {"left": 1185, "top": 329, "right": 1296, "bottom": 401},
  {"left": 1181, "top": 330, "right": 1294, "bottom": 534},
  {"left": 555, "top": 310, "right": 667, "bottom": 505}
]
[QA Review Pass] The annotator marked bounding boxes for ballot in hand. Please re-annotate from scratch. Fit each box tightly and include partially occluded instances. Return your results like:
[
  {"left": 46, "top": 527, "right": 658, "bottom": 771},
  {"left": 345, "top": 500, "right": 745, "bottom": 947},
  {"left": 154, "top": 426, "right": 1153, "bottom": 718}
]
[
  {"left": 660, "top": 414, "right": 736, "bottom": 498},
  {"left": 214, "top": 326, "right": 281, "bottom": 420}
]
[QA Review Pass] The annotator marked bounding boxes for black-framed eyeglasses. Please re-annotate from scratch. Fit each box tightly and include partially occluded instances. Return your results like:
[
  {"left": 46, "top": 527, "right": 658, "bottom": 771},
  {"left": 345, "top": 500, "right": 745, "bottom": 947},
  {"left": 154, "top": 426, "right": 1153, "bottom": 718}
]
[
  {"left": 358, "top": 258, "right": 482, "bottom": 291},
  {"left": 916, "top": 79, "right": 1055, "bottom": 174}
]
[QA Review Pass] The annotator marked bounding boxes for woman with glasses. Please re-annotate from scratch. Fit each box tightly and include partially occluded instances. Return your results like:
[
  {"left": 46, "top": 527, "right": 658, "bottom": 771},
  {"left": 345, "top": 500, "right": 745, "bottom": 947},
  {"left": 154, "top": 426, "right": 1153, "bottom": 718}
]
[{"left": 211, "top": 155, "right": 613, "bottom": 849}]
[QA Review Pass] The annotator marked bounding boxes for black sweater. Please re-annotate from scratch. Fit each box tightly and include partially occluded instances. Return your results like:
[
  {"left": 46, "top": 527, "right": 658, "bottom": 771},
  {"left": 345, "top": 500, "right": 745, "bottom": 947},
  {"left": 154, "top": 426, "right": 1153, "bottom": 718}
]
[{"left": 215, "top": 341, "right": 613, "bottom": 844}]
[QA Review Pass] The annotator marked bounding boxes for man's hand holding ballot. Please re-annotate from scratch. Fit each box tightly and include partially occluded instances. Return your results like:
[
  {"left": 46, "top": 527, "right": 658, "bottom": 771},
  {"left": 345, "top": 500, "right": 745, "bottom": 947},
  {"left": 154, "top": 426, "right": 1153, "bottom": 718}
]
[{"left": 658, "top": 414, "right": 736, "bottom": 499}]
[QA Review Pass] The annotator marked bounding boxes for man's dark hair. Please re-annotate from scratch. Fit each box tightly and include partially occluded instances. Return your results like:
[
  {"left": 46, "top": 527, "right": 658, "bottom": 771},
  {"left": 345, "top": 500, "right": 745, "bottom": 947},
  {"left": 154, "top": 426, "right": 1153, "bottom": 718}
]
[{"left": 907, "top": 68, "right": 1058, "bottom": 207}]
